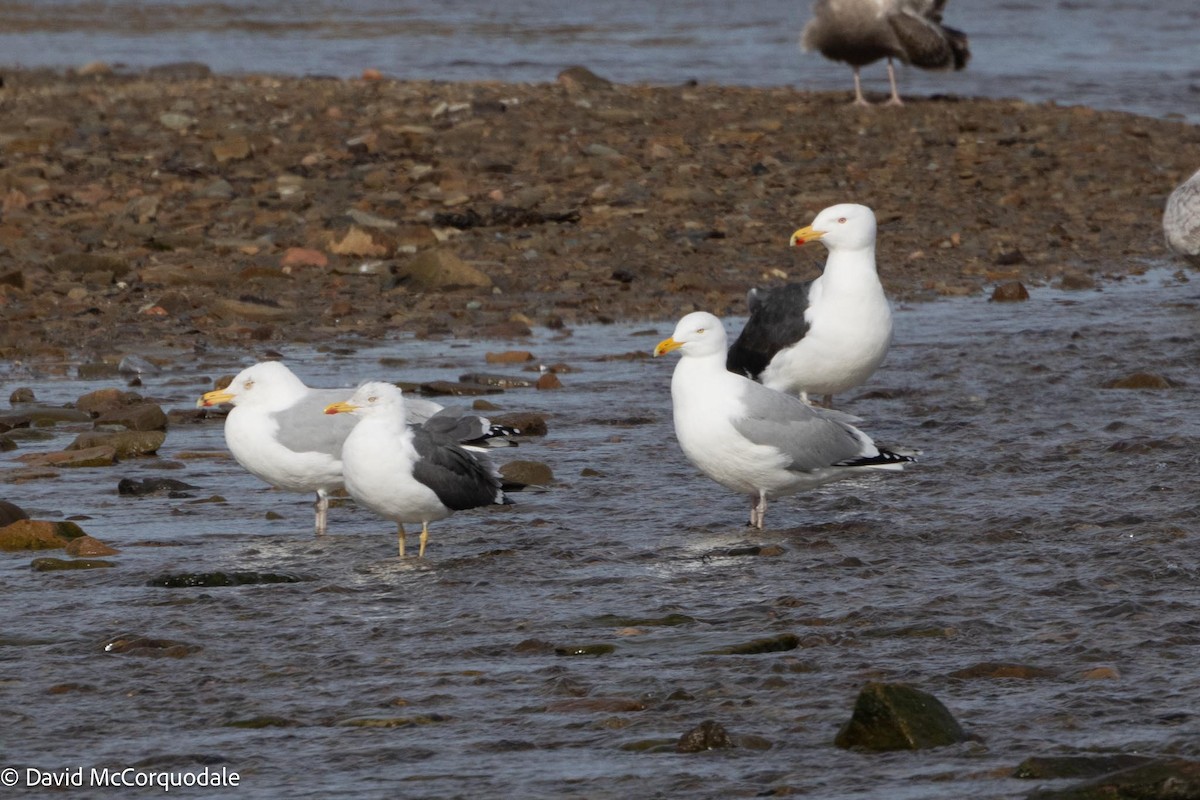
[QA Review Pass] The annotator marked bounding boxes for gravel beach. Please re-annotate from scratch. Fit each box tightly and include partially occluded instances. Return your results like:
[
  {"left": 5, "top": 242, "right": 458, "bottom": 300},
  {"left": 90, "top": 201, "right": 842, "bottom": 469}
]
[{"left": 1, "top": 64, "right": 1197, "bottom": 359}]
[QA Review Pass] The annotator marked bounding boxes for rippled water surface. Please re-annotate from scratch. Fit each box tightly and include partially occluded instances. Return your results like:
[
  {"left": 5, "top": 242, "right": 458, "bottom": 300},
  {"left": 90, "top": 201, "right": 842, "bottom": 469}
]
[
  {"left": 0, "top": 0, "right": 1197, "bottom": 121},
  {"left": 2, "top": 267, "right": 1199, "bottom": 798}
]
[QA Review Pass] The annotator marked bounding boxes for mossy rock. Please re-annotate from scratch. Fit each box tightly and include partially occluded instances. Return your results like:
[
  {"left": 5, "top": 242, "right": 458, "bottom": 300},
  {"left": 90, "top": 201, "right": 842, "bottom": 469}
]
[{"left": 834, "top": 682, "right": 968, "bottom": 751}]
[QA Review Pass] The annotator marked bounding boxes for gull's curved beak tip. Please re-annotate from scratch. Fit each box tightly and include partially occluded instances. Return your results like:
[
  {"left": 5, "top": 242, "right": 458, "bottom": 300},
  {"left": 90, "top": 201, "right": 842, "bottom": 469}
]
[
  {"left": 789, "top": 225, "right": 822, "bottom": 247},
  {"left": 654, "top": 337, "right": 682, "bottom": 357},
  {"left": 324, "top": 401, "right": 354, "bottom": 415},
  {"left": 198, "top": 389, "right": 233, "bottom": 409}
]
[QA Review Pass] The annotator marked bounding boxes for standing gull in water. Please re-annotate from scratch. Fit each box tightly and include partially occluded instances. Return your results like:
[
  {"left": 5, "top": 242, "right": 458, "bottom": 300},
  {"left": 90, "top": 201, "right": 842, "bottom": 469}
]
[
  {"left": 198, "top": 361, "right": 494, "bottom": 535},
  {"left": 325, "top": 382, "right": 509, "bottom": 558},
  {"left": 727, "top": 203, "right": 892, "bottom": 408},
  {"left": 657, "top": 312, "right": 914, "bottom": 529},
  {"left": 1163, "top": 167, "right": 1200, "bottom": 263},
  {"left": 801, "top": 0, "right": 970, "bottom": 106}
]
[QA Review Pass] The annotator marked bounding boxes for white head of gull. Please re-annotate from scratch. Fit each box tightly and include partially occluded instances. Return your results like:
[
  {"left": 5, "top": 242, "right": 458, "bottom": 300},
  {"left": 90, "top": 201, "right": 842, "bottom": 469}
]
[
  {"left": 199, "top": 360, "right": 446, "bottom": 535},
  {"left": 324, "top": 381, "right": 508, "bottom": 558},
  {"left": 657, "top": 311, "right": 914, "bottom": 529},
  {"left": 801, "top": 0, "right": 970, "bottom": 106},
  {"left": 726, "top": 203, "right": 893, "bottom": 408},
  {"left": 1163, "top": 167, "right": 1200, "bottom": 262}
]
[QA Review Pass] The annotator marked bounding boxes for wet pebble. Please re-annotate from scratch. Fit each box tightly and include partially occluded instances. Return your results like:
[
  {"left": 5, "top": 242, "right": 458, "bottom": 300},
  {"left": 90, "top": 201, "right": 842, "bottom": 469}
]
[{"left": 705, "top": 633, "right": 799, "bottom": 656}]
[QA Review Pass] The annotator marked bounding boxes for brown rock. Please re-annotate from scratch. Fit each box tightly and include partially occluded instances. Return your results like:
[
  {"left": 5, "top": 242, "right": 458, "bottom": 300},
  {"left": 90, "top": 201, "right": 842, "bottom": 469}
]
[
  {"left": 485, "top": 350, "right": 535, "bottom": 364},
  {"left": 0, "top": 500, "right": 30, "bottom": 527},
  {"left": 1103, "top": 372, "right": 1175, "bottom": 390},
  {"left": 75, "top": 388, "right": 141, "bottom": 417},
  {"left": 535, "top": 373, "right": 562, "bottom": 390},
  {"left": 499, "top": 459, "right": 554, "bottom": 486},
  {"left": 15, "top": 446, "right": 117, "bottom": 468},
  {"left": 1080, "top": 665, "right": 1120, "bottom": 680},
  {"left": 393, "top": 250, "right": 493, "bottom": 291},
  {"left": 545, "top": 698, "right": 646, "bottom": 713},
  {"left": 557, "top": 66, "right": 613, "bottom": 91},
  {"left": 0, "top": 519, "right": 87, "bottom": 551},
  {"left": 65, "top": 535, "right": 120, "bottom": 556},
  {"left": 93, "top": 402, "right": 168, "bottom": 432},
  {"left": 69, "top": 430, "right": 165, "bottom": 457},
  {"left": 949, "top": 662, "right": 1058, "bottom": 680},
  {"left": 329, "top": 226, "right": 390, "bottom": 257},
  {"left": 47, "top": 253, "right": 131, "bottom": 278},
  {"left": 211, "top": 298, "right": 296, "bottom": 322},
  {"left": 990, "top": 281, "right": 1030, "bottom": 302},
  {"left": 211, "top": 135, "right": 252, "bottom": 163},
  {"left": 280, "top": 247, "right": 329, "bottom": 269}
]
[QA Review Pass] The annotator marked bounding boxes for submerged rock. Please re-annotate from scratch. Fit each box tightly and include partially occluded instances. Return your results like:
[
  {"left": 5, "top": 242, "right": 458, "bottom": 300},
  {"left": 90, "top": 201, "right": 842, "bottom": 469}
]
[
  {"left": 118, "top": 477, "right": 200, "bottom": 496},
  {"left": 1024, "top": 757, "right": 1200, "bottom": 800},
  {"left": 1014, "top": 754, "right": 1157, "bottom": 780},
  {"left": 147, "top": 572, "right": 303, "bottom": 588},
  {"left": 705, "top": 633, "right": 799, "bottom": 656},
  {"left": 102, "top": 635, "right": 201, "bottom": 658},
  {"left": 676, "top": 720, "right": 734, "bottom": 753},
  {"left": 499, "top": 459, "right": 554, "bottom": 487},
  {"left": 834, "top": 682, "right": 968, "bottom": 751},
  {"left": 31, "top": 557, "right": 115, "bottom": 571},
  {"left": 1103, "top": 372, "right": 1177, "bottom": 390}
]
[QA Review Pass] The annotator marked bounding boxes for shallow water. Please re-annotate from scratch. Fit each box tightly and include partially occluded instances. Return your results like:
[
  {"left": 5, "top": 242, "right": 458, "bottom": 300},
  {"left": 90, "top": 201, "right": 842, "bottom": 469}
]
[
  {"left": 0, "top": 0, "right": 1197, "bottom": 122},
  {"left": 2, "top": 266, "right": 1199, "bottom": 798}
]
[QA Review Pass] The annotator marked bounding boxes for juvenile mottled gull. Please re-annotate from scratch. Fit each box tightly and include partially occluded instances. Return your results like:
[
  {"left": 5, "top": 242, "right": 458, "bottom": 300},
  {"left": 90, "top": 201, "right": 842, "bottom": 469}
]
[
  {"left": 726, "top": 203, "right": 892, "bottom": 408},
  {"left": 657, "top": 312, "right": 914, "bottom": 529},
  {"left": 198, "top": 361, "right": 460, "bottom": 536},
  {"left": 325, "top": 382, "right": 509, "bottom": 558},
  {"left": 801, "top": 0, "right": 970, "bottom": 106},
  {"left": 1163, "top": 167, "right": 1200, "bottom": 263}
]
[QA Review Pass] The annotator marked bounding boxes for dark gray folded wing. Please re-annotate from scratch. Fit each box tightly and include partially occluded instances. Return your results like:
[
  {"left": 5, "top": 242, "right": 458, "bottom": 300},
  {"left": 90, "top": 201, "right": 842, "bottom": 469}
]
[
  {"left": 410, "top": 428, "right": 505, "bottom": 511},
  {"left": 726, "top": 282, "right": 814, "bottom": 380}
]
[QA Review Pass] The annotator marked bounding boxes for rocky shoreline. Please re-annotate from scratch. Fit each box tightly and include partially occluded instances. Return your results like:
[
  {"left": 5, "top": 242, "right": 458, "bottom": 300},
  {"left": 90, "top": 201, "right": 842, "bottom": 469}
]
[{"left": 1, "top": 64, "right": 1198, "bottom": 361}]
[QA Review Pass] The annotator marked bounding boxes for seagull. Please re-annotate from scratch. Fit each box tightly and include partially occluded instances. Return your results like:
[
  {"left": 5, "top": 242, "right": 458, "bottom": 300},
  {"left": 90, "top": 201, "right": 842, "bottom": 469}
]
[
  {"left": 1164, "top": 167, "right": 1200, "bottom": 263},
  {"left": 197, "top": 361, "right": 498, "bottom": 536},
  {"left": 801, "top": 0, "right": 970, "bottom": 106},
  {"left": 726, "top": 203, "right": 892, "bottom": 408},
  {"left": 325, "top": 382, "right": 510, "bottom": 558},
  {"left": 657, "top": 311, "right": 914, "bottom": 529}
]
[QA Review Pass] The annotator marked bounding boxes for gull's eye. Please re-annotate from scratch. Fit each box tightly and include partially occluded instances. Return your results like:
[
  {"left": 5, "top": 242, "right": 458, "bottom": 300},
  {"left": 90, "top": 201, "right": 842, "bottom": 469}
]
[
  {"left": 368, "top": 395, "right": 378, "bottom": 404},
  {"left": 837, "top": 217, "right": 847, "bottom": 224},
  {"left": 243, "top": 379, "right": 254, "bottom": 389},
  {"left": 696, "top": 328, "right": 705, "bottom": 334}
]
